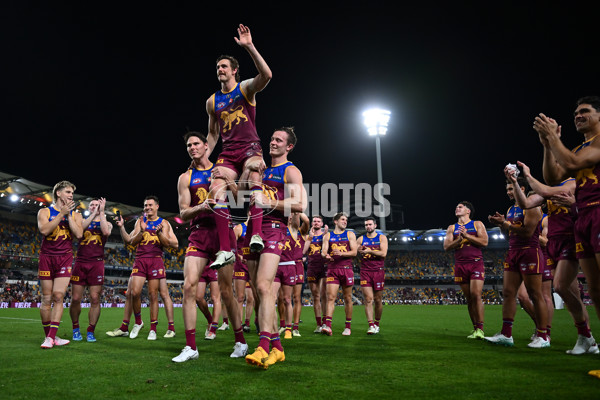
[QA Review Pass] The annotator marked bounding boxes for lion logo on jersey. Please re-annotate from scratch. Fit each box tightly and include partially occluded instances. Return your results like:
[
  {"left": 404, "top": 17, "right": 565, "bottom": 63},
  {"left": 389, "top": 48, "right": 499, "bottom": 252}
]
[
  {"left": 309, "top": 244, "right": 321, "bottom": 255},
  {"left": 547, "top": 200, "right": 569, "bottom": 215},
  {"left": 196, "top": 187, "right": 208, "bottom": 203},
  {"left": 48, "top": 225, "right": 71, "bottom": 241},
  {"left": 331, "top": 243, "right": 348, "bottom": 253},
  {"left": 576, "top": 167, "right": 599, "bottom": 187},
  {"left": 81, "top": 230, "right": 102, "bottom": 246},
  {"left": 282, "top": 240, "right": 292, "bottom": 252},
  {"left": 220, "top": 106, "right": 248, "bottom": 132},
  {"left": 140, "top": 231, "right": 160, "bottom": 246}
]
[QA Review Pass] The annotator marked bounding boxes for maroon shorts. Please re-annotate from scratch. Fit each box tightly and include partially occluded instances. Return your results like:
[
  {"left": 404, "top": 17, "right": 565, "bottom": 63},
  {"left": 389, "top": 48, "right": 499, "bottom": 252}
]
[
  {"left": 575, "top": 206, "right": 600, "bottom": 259},
  {"left": 359, "top": 269, "right": 385, "bottom": 290},
  {"left": 504, "top": 247, "right": 543, "bottom": 275},
  {"left": 542, "top": 260, "right": 554, "bottom": 281},
  {"left": 199, "top": 266, "right": 218, "bottom": 283},
  {"left": 243, "top": 224, "right": 286, "bottom": 261},
  {"left": 233, "top": 259, "right": 250, "bottom": 281},
  {"left": 131, "top": 257, "right": 166, "bottom": 280},
  {"left": 295, "top": 260, "right": 305, "bottom": 284},
  {"left": 71, "top": 258, "right": 104, "bottom": 286},
  {"left": 38, "top": 253, "right": 73, "bottom": 280},
  {"left": 186, "top": 227, "right": 219, "bottom": 260},
  {"left": 454, "top": 260, "right": 485, "bottom": 284},
  {"left": 275, "top": 262, "right": 296, "bottom": 286},
  {"left": 306, "top": 265, "right": 327, "bottom": 283},
  {"left": 547, "top": 234, "right": 576, "bottom": 263},
  {"left": 216, "top": 141, "right": 263, "bottom": 177},
  {"left": 326, "top": 268, "right": 354, "bottom": 287}
]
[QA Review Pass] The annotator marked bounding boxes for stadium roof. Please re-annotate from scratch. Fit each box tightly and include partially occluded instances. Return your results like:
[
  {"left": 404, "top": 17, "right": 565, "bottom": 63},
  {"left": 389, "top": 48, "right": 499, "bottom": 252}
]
[{"left": 0, "top": 171, "right": 178, "bottom": 221}]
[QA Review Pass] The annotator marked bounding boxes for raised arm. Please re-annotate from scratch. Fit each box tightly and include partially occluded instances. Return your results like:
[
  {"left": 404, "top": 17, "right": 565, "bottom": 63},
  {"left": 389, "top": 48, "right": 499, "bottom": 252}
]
[
  {"left": 97, "top": 198, "right": 113, "bottom": 236},
  {"left": 536, "top": 113, "right": 600, "bottom": 174},
  {"left": 505, "top": 168, "right": 544, "bottom": 210},
  {"left": 236, "top": 24, "right": 272, "bottom": 101}
]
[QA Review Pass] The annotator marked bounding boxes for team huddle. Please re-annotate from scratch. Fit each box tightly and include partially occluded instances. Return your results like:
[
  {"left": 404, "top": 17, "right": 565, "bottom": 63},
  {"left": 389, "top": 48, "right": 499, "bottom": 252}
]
[
  {"left": 33, "top": 25, "right": 388, "bottom": 370},
  {"left": 442, "top": 96, "right": 600, "bottom": 378}
]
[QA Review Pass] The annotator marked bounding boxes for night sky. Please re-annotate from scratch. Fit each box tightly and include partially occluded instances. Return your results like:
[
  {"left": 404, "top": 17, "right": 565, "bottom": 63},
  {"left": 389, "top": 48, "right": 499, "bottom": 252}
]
[{"left": 2, "top": 4, "right": 598, "bottom": 229}]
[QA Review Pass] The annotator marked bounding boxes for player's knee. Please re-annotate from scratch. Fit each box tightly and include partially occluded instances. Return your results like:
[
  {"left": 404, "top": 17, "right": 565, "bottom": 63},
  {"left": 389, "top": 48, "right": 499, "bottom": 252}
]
[
  {"left": 51, "top": 291, "right": 65, "bottom": 303},
  {"left": 90, "top": 293, "right": 100, "bottom": 305}
]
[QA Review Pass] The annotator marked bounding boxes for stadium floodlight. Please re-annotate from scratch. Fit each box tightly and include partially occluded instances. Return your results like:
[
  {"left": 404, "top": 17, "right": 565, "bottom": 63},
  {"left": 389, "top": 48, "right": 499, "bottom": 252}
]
[
  {"left": 363, "top": 108, "right": 391, "bottom": 231},
  {"left": 9, "top": 194, "right": 19, "bottom": 202},
  {"left": 363, "top": 108, "right": 391, "bottom": 136}
]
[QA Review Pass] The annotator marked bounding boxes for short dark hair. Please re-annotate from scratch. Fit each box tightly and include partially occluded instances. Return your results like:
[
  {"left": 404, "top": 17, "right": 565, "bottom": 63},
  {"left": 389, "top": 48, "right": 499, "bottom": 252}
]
[
  {"left": 183, "top": 131, "right": 207, "bottom": 143},
  {"left": 275, "top": 126, "right": 297, "bottom": 151},
  {"left": 506, "top": 177, "right": 530, "bottom": 192},
  {"left": 576, "top": 96, "right": 600, "bottom": 113},
  {"left": 216, "top": 55, "right": 240, "bottom": 82},
  {"left": 364, "top": 216, "right": 377, "bottom": 225},
  {"left": 458, "top": 201, "right": 474, "bottom": 217},
  {"left": 144, "top": 195, "right": 159, "bottom": 205},
  {"left": 312, "top": 215, "right": 324, "bottom": 223},
  {"left": 333, "top": 212, "right": 348, "bottom": 222}
]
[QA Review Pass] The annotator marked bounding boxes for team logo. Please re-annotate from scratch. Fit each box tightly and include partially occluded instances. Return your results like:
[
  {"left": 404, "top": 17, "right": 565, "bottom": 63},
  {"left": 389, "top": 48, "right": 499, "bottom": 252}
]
[
  {"left": 220, "top": 105, "right": 248, "bottom": 132},
  {"left": 81, "top": 230, "right": 103, "bottom": 246},
  {"left": 576, "top": 167, "right": 599, "bottom": 187},
  {"left": 217, "top": 101, "right": 226, "bottom": 109},
  {"left": 192, "top": 178, "right": 201, "bottom": 184}
]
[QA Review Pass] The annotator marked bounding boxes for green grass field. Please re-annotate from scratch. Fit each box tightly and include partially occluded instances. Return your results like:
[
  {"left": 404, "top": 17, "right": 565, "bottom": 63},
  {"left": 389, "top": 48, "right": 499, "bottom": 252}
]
[{"left": 2, "top": 305, "right": 599, "bottom": 399}]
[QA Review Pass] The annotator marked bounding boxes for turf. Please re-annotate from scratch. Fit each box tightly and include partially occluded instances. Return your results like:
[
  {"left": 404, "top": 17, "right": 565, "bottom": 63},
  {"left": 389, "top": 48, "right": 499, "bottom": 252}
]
[{"left": 1, "top": 305, "right": 599, "bottom": 399}]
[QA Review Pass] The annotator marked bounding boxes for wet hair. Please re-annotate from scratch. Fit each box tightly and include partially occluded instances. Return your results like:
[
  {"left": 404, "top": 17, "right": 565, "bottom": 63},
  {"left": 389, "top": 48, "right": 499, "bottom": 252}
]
[
  {"left": 275, "top": 126, "right": 297, "bottom": 151},
  {"left": 458, "top": 201, "right": 474, "bottom": 217},
  {"left": 144, "top": 195, "right": 159, "bottom": 205},
  {"left": 576, "top": 96, "right": 600, "bottom": 113},
  {"left": 216, "top": 55, "right": 240, "bottom": 82},
  {"left": 183, "top": 131, "right": 208, "bottom": 144},
  {"left": 52, "top": 181, "right": 76, "bottom": 203}
]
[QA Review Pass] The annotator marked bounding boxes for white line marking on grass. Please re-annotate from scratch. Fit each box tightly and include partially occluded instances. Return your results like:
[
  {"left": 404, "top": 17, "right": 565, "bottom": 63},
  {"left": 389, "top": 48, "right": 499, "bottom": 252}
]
[{"left": 0, "top": 317, "right": 41, "bottom": 323}]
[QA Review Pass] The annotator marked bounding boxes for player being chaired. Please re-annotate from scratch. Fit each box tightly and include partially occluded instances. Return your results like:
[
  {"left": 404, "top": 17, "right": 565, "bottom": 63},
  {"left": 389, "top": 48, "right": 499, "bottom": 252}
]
[{"left": 206, "top": 24, "right": 273, "bottom": 269}]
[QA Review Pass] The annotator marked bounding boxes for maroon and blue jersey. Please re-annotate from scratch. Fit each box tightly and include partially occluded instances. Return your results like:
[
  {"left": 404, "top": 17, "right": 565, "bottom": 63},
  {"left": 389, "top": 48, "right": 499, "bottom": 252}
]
[
  {"left": 236, "top": 222, "right": 247, "bottom": 254},
  {"left": 136, "top": 217, "right": 164, "bottom": 258},
  {"left": 327, "top": 230, "right": 353, "bottom": 269},
  {"left": 307, "top": 233, "right": 326, "bottom": 268},
  {"left": 452, "top": 220, "right": 483, "bottom": 263},
  {"left": 40, "top": 206, "right": 74, "bottom": 256},
  {"left": 547, "top": 178, "right": 576, "bottom": 238},
  {"left": 360, "top": 233, "right": 385, "bottom": 271},
  {"left": 211, "top": 83, "right": 260, "bottom": 151},
  {"left": 573, "top": 138, "right": 600, "bottom": 209},
  {"left": 507, "top": 205, "right": 540, "bottom": 250},
  {"left": 261, "top": 161, "right": 294, "bottom": 226},
  {"left": 77, "top": 220, "right": 107, "bottom": 261},
  {"left": 187, "top": 163, "right": 215, "bottom": 229},
  {"left": 280, "top": 229, "right": 305, "bottom": 263}
]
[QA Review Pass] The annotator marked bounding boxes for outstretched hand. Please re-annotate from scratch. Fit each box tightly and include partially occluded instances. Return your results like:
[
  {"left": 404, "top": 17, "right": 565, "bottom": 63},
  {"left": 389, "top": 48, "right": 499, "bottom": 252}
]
[{"left": 234, "top": 24, "right": 253, "bottom": 48}]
